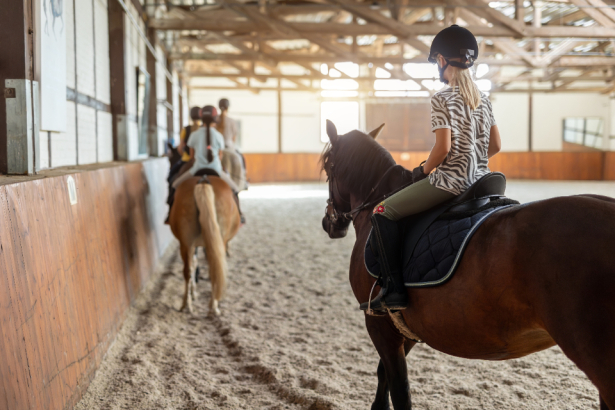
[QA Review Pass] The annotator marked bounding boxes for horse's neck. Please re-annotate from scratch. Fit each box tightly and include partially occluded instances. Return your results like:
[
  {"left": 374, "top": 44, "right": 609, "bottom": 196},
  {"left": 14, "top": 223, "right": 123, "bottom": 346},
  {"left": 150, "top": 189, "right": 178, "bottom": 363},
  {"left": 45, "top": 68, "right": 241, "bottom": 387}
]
[
  {"left": 350, "top": 164, "right": 412, "bottom": 234},
  {"left": 349, "top": 165, "right": 411, "bottom": 208}
]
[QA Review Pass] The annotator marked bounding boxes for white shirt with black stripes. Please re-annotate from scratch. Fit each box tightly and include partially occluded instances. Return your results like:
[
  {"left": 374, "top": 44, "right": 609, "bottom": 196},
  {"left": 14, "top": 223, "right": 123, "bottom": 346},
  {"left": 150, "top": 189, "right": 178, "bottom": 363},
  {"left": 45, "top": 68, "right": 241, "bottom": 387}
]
[{"left": 429, "top": 86, "right": 496, "bottom": 196}]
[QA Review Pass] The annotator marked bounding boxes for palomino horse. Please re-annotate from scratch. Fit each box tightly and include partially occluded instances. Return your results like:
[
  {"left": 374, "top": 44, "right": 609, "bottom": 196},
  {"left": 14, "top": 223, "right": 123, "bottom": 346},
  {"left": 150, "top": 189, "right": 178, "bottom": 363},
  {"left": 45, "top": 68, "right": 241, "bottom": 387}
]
[
  {"left": 169, "top": 172, "right": 240, "bottom": 315},
  {"left": 321, "top": 121, "right": 615, "bottom": 410}
]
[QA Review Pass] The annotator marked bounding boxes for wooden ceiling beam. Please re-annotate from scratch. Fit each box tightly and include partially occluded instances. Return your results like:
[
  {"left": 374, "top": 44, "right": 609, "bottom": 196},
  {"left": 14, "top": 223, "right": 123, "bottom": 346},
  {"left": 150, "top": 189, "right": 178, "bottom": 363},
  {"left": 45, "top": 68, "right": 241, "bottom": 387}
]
[
  {"left": 568, "top": 0, "right": 615, "bottom": 27},
  {"left": 170, "top": 52, "right": 527, "bottom": 65},
  {"left": 150, "top": 18, "right": 615, "bottom": 38},
  {"left": 325, "top": 0, "right": 431, "bottom": 54}
]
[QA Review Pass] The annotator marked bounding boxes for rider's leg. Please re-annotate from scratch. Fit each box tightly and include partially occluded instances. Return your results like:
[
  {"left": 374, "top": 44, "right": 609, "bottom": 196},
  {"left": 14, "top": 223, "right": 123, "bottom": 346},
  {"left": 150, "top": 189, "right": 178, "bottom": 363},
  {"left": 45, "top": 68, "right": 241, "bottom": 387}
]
[
  {"left": 218, "top": 171, "right": 245, "bottom": 224},
  {"left": 361, "top": 178, "right": 455, "bottom": 312}
]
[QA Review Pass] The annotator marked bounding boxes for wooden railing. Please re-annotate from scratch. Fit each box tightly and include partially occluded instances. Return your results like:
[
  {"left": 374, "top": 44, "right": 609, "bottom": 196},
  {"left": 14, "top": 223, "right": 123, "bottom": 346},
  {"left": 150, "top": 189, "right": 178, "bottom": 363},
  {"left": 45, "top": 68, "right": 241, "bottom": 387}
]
[
  {"left": 244, "top": 152, "right": 615, "bottom": 183},
  {"left": 0, "top": 159, "right": 172, "bottom": 410}
]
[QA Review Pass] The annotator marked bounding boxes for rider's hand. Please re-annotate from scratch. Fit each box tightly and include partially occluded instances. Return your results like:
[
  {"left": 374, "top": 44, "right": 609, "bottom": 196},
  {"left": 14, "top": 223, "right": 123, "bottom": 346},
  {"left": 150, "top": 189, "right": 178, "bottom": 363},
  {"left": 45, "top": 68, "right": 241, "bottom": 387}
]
[{"left": 412, "top": 165, "right": 428, "bottom": 183}]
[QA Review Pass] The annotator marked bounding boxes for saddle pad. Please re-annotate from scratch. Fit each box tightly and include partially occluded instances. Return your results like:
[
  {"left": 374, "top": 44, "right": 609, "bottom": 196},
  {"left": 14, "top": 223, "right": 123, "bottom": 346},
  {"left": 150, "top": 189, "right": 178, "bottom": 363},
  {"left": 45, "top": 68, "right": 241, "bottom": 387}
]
[{"left": 365, "top": 204, "right": 514, "bottom": 287}]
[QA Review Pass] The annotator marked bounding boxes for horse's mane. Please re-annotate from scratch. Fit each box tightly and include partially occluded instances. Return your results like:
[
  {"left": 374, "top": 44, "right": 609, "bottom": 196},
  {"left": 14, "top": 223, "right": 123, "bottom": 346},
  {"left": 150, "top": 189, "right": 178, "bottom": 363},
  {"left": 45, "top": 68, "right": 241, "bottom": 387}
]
[{"left": 320, "top": 130, "right": 396, "bottom": 199}]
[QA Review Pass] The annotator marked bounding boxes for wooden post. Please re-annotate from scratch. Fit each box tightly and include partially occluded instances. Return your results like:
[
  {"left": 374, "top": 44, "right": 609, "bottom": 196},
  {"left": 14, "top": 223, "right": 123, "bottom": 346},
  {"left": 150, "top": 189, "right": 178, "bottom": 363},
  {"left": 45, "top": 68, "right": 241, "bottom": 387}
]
[
  {"left": 278, "top": 79, "right": 282, "bottom": 153},
  {"left": 528, "top": 91, "right": 533, "bottom": 152},
  {"left": 108, "top": 0, "right": 128, "bottom": 160},
  {"left": 166, "top": 59, "right": 174, "bottom": 144},
  {"left": 0, "top": 0, "right": 37, "bottom": 174},
  {"left": 147, "top": 27, "right": 159, "bottom": 155},
  {"left": 515, "top": 0, "right": 524, "bottom": 22}
]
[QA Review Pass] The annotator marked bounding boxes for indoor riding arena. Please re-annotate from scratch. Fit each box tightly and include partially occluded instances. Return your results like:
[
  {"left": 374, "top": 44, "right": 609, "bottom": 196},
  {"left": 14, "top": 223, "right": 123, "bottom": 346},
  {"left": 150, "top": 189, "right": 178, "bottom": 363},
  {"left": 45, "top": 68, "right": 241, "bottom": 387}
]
[{"left": 2, "top": 1, "right": 615, "bottom": 410}]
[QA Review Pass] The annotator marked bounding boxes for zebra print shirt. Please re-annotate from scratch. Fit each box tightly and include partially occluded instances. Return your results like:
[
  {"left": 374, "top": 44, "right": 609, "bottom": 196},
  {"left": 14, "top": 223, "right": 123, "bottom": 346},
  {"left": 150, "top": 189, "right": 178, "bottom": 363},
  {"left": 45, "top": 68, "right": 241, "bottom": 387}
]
[{"left": 429, "top": 86, "right": 496, "bottom": 196}]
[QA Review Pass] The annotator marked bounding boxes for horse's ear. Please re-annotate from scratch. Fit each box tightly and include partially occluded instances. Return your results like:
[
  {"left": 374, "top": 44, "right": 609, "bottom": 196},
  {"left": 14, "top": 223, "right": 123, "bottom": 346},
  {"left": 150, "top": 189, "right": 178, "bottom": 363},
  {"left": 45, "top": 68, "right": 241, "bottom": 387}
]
[
  {"left": 326, "top": 120, "right": 338, "bottom": 144},
  {"left": 368, "top": 123, "right": 385, "bottom": 140}
]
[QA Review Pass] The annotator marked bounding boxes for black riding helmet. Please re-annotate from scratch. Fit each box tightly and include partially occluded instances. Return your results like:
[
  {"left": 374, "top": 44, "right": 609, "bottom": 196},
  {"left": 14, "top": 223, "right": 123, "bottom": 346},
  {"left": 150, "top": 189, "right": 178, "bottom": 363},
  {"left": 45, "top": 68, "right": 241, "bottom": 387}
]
[
  {"left": 189, "top": 106, "right": 201, "bottom": 121},
  {"left": 201, "top": 105, "right": 218, "bottom": 122},
  {"left": 428, "top": 25, "right": 478, "bottom": 84},
  {"left": 218, "top": 98, "right": 230, "bottom": 111}
]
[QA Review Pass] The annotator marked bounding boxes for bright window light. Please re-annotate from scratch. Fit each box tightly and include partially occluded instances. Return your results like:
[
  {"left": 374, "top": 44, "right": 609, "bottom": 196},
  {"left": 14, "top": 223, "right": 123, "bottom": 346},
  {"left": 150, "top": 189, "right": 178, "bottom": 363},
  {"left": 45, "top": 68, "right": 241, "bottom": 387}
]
[
  {"left": 374, "top": 91, "right": 430, "bottom": 97},
  {"left": 321, "top": 90, "right": 359, "bottom": 97},
  {"left": 476, "top": 64, "right": 489, "bottom": 78},
  {"left": 334, "top": 62, "right": 359, "bottom": 78},
  {"left": 403, "top": 63, "right": 438, "bottom": 79},
  {"left": 321, "top": 101, "right": 359, "bottom": 142},
  {"left": 321, "top": 79, "right": 359, "bottom": 90},
  {"left": 421, "top": 79, "right": 445, "bottom": 91},
  {"left": 476, "top": 79, "right": 492, "bottom": 91},
  {"left": 328, "top": 68, "right": 342, "bottom": 78},
  {"left": 374, "top": 79, "right": 421, "bottom": 91},
  {"left": 384, "top": 62, "right": 394, "bottom": 70},
  {"left": 375, "top": 67, "right": 391, "bottom": 78},
  {"left": 320, "top": 64, "right": 328, "bottom": 75}
]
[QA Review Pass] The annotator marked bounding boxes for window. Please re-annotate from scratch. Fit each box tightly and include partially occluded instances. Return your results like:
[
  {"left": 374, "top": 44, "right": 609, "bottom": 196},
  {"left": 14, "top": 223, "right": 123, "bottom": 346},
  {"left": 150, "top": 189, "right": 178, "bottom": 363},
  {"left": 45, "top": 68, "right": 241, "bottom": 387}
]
[
  {"left": 320, "top": 101, "right": 359, "bottom": 143},
  {"left": 136, "top": 67, "right": 151, "bottom": 155},
  {"left": 563, "top": 117, "right": 603, "bottom": 150}
]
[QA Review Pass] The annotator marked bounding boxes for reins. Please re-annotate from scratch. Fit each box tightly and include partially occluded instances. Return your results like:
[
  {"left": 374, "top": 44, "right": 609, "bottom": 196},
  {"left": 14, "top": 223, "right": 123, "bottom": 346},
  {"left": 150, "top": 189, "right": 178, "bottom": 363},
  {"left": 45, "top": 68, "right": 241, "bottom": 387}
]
[{"left": 328, "top": 164, "right": 411, "bottom": 222}]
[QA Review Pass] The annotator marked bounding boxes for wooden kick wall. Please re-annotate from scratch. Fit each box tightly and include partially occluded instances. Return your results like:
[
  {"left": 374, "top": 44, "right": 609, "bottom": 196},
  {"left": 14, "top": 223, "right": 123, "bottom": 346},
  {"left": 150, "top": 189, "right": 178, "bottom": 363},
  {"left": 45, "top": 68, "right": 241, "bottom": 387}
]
[
  {"left": 244, "top": 152, "right": 615, "bottom": 183},
  {"left": 0, "top": 158, "right": 172, "bottom": 410}
]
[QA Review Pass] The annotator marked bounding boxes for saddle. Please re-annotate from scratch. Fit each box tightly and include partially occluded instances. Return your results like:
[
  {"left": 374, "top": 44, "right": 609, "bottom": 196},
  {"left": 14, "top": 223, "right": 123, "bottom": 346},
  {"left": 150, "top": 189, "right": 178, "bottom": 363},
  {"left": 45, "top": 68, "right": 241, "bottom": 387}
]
[
  {"left": 194, "top": 168, "right": 221, "bottom": 179},
  {"left": 365, "top": 172, "right": 519, "bottom": 287}
]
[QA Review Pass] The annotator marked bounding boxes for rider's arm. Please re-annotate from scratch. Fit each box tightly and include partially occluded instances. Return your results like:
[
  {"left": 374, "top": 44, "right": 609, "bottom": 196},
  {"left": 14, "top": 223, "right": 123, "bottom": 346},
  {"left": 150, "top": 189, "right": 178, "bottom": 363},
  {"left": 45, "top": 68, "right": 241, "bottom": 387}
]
[
  {"left": 423, "top": 128, "right": 451, "bottom": 174},
  {"left": 488, "top": 125, "right": 501, "bottom": 158},
  {"left": 178, "top": 128, "right": 187, "bottom": 152}
]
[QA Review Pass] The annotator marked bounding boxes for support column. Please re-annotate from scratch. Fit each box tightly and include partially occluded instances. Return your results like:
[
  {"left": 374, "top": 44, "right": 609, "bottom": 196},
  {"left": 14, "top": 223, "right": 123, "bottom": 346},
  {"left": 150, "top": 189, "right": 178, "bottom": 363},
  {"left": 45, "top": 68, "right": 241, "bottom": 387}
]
[
  {"left": 0, "top": 0, "right": 39, "bottom": 175},
  {"left": 166, "top": 59, "right": 174, "bottom": 144},
  {"left": 108, "top": 0, "right": 129, "bottom": 160},
  {"left": 147, "top": 27, "right": 159, "bottom": 156},
  {"left": 277, "top": 80, "right": 282, "bottom": 153}
]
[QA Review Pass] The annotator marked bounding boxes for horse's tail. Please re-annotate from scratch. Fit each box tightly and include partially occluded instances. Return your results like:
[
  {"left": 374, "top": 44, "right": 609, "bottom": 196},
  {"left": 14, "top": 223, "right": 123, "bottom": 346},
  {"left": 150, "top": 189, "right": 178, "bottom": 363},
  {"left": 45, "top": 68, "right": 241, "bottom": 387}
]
[{"left": 194, "top": 182, "right": 227, "bottom": 302}]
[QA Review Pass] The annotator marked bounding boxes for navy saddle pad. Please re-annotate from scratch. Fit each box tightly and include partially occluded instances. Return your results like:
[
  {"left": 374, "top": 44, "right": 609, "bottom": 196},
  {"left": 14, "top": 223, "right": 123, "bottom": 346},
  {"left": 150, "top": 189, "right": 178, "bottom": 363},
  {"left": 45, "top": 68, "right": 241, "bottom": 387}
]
[{"left": 365, "top": 204, "right": 515, "bottom": 287}]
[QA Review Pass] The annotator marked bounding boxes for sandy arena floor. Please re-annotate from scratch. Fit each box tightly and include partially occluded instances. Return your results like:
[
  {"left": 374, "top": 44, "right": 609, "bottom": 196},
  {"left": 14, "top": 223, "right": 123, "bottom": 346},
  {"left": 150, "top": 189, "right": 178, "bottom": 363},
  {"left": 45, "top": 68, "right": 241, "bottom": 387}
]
[{"left": 75, "top": 181, "right": 615, "bottom": 410}]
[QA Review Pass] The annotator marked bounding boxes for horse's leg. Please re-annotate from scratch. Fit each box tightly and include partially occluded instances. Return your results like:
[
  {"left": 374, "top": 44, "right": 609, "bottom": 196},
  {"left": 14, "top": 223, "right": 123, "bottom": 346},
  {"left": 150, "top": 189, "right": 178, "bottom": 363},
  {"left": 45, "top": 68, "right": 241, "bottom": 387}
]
[
  {"left": 366, "top": 315, "right": 413, "bottom": 410},
  {"left": 179, "top": 243, "right": 195, "bottom": 313},
  {"left": 191, "top": 250, "right": 198, "bottom": 301},
  {"left": 601, "top": 396, "right": 610, "bottom": 410},
  {"left": 371, "top": 339, "right": 415, "bottom": 410}
]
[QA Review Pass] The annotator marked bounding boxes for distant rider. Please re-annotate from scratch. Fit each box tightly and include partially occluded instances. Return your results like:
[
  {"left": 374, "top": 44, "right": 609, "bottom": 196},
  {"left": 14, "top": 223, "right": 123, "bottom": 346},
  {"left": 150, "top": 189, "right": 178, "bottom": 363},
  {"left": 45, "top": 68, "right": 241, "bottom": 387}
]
[
  {"left": 361, "top": 25, "right": 502, "bottom": 313},
  {"left": 217, "top": 98, "right": 247, "bottom": 191},
  {"left": 165, "top": 106, "right": 201, "bottom": 224},
  {"left": 171, "top": 105, "right": 245, "bottom": 223}
]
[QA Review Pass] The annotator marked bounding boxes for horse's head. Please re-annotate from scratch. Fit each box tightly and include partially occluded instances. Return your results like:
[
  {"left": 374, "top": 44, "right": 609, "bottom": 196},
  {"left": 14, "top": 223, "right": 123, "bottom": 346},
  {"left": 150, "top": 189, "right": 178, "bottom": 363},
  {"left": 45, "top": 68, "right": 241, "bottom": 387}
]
[
  {"left": 320, "top": 120, "right": 387, "bottom": 239},
  {"left": 166, "top": 141, "right": 181, "bottom": 165}
]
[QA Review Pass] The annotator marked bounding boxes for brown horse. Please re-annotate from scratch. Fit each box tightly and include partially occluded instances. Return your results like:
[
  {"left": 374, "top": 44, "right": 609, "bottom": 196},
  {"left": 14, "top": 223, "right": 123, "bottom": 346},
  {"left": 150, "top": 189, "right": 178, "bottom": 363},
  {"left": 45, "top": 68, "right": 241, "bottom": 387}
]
[
  {"left": 169, "top": 174, "right": 240, "bottom": 315},
  {"left": 321, "top": 121, "right": 615, "bottom": 410}
]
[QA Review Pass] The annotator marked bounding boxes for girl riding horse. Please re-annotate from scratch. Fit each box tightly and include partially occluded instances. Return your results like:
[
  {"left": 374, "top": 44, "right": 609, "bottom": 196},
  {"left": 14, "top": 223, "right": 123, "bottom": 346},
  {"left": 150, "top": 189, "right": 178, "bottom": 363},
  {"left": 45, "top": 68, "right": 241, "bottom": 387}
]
[{"left": 362, "top": 25, "right": 502, "bottom": 313}]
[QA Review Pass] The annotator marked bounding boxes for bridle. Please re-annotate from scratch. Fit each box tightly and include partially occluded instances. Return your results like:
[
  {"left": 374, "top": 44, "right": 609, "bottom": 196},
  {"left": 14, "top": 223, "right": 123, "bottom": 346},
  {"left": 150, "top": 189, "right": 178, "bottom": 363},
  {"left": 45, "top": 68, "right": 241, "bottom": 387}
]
[{"left": 324, "top": 162, "right": 404, "bottom": 227}]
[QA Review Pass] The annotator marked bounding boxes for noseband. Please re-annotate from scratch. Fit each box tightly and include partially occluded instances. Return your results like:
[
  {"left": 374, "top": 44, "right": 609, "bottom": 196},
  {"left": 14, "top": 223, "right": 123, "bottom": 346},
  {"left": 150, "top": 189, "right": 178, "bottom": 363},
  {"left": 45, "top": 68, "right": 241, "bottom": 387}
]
[{"left": 325, "top": 163, "right": 353, "bottom": 228}]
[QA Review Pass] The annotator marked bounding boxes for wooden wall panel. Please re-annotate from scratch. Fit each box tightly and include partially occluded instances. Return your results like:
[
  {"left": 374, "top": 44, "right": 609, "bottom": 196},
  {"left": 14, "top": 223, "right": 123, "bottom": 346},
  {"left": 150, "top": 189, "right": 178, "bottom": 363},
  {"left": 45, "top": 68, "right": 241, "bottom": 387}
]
[
  {"left": 244, "top": 153, "right": 323, "bottom": 183},
  {"left": 0, "top": 159, "right": 172, "bottom": 410},
  {"left": 244, "top": 152, "right": 610, "bottom": 183},
  {"left": 603, "top": 152, "right": 615, "bottom": 181}
]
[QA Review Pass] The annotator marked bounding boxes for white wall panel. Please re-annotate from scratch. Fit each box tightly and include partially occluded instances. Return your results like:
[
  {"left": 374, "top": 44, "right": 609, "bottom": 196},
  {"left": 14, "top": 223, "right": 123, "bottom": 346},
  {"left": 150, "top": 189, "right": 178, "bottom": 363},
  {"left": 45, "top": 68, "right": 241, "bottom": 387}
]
[
  {"left": 281, "top": 91, "right": 323, "bottom": 153},
  {"left": 97, "top": 111, "right": 113, "bottom": 162},
  {"left": 77, "top": 105, "right": 97, "bottom": 164},
  {"left": 532, "top": 93, "right": 610, "bottom": 151},
  {"left": 75, "top": 0, "right": 95, "bottom": 97},
  {"left": 491, "top": 93, "right": 530, "bottom": 152},
  {"left": 39, "top": 132, "right": 50, "bottom": 170},
  {"left": 52, "top": 102, "right": 77, "bottom": 167},
  {"left": 95, "top": 0, "right": 111, "bottom": 104},
  {"left": 190, "top": 89, "right": 279, "bottom": 153},
  {"left": 65, "top": 0, "right": 75, "bottom": 89}
]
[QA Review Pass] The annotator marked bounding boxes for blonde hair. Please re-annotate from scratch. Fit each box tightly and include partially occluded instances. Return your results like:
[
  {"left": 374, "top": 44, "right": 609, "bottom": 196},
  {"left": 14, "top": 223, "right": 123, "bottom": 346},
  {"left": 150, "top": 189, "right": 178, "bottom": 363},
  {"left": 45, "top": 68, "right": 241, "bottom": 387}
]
[{"left": 449, "top": 65, "right": 482, "bottom": 110}]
